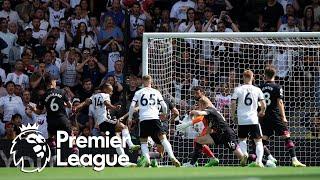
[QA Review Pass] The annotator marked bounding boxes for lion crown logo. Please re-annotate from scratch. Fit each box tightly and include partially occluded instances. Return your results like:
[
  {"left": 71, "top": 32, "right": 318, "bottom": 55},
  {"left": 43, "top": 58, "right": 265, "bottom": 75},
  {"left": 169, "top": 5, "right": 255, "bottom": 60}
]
[{"left": 10, "top": 124, "right": 51, "bottom": 173}]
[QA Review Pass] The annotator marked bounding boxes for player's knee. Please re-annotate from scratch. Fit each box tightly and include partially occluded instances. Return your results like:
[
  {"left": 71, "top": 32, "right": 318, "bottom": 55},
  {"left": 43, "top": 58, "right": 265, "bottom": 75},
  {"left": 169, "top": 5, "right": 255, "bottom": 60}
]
[
  {"left": 158, "top": 133, "right": 166, "bottom": 141},
  {"left": 285, "top": 138, "right": 295, "bottom": 149},
  {"left": 282, "top": 130, "right": 291, "bottom": 138}
]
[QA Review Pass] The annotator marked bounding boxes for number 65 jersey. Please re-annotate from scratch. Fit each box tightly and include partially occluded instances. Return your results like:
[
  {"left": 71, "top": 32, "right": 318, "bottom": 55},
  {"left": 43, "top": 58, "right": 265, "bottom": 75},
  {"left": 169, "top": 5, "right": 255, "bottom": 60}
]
[
  {"left": 231, "top": 85, "right": 264, "bottom": 125},
  {"left": 132, "top": 87, "right": 164, "bottom": 121}
]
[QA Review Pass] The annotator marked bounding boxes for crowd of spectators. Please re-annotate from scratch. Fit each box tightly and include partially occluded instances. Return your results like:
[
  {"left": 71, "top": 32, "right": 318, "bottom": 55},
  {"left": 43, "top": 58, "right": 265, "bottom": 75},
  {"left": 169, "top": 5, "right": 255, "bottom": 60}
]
[{"left": 0, "top": 0, "right": 319, "bottom": 141}]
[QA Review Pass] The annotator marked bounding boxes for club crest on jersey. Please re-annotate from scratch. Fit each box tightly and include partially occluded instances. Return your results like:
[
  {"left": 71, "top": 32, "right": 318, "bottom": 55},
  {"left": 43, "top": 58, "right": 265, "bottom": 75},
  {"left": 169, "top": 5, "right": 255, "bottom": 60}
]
[{"left": 10, "top": 124, "right": 51, "bottom": 173}]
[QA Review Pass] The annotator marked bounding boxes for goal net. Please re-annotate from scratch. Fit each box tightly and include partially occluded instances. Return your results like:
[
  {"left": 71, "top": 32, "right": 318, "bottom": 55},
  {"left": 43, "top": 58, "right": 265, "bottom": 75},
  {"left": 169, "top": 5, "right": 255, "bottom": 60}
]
[{"left": 143, "top": 32, "right": 320, "bottom": 166}]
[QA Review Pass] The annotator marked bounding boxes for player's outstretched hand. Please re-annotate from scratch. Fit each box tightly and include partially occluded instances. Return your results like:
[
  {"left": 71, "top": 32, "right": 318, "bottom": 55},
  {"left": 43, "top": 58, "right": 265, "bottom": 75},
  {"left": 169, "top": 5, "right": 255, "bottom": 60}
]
[{"left": 176, "top": 121, "right": 192, "bottom": 131}]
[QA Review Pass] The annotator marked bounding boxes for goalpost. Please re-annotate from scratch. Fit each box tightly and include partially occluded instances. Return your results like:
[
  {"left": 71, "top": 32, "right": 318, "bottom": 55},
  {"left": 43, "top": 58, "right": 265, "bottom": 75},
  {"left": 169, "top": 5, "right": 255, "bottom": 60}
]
[{"left": 142, "top": 32, "right": 320, "bottom": 166}]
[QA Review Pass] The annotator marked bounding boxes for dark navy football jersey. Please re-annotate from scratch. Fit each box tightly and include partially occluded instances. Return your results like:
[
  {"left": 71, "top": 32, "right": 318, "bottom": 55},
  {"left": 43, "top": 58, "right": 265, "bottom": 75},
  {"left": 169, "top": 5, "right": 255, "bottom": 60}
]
[
  {"left": 39, "top": 88, "right": 69, "bottom": 118},
  {"left": 259, "top": 81, "right": 283, "bottom": 115},
  {"left": 204, "top": 107, "right": 229, "bottom": 133}
]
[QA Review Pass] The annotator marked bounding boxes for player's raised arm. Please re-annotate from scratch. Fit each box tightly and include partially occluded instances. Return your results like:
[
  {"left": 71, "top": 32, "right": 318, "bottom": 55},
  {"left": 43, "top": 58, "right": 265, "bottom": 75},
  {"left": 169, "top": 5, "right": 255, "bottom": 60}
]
[
  {"left": 74, "top": 98, "right": 92, "bottom": 113},
  {"left": 128, "top": 101, "right": 137, "bottom": 121}
]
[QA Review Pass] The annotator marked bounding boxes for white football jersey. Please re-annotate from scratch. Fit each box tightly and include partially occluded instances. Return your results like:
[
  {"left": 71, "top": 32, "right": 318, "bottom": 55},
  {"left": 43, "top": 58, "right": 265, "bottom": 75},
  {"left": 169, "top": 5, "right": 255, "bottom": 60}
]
[
  {"left": 89, "top": 93, "right": 112, "bottom": 125},
  {"left": 232, "top": 84, "right": 264, "bottom": 125},
  {"left": 132, "top": 87, "right": 164, "bottom": 121},
  {"left": 32, "top": 112, "right": 48, "bottom": 139}
]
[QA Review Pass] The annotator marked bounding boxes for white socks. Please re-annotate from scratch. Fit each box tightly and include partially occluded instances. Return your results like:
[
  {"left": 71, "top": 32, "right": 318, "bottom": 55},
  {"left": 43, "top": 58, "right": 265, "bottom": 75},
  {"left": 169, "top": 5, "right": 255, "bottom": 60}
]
[
  {"left": 122, "top": 128, "right": 134, "bottom": 148},
  {"left": 141, "top": 143, "right": 151, "bottom": 164},
  {"left": 255, "top": 141, "right": 264, "bottom": 164},
  {"left": 161, "top": 138, "right": 175, "bottom": 159},
  {"left": 239, "top": 140, "right": 248, "bottom": 157},
  {"left": 116, "top": 146, "right": 125, "bottom": 156}
]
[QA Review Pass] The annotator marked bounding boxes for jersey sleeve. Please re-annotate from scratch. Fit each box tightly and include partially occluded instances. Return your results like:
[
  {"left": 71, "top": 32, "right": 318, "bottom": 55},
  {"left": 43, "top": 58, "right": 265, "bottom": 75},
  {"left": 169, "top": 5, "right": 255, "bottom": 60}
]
[
  {"left": 157, "top": 90, "right": 164, "bottom": 102},
  {"left": 231, "top": 88, "right": 239, "bottom": 101},
  {"left": 103, "top": 93, "right": 111, "bottom": 103},
  {"left": 132, "top": 91, "right": 139, "bottom": 103},
  {"left": 61, "top": 89, "right": 69, "bottom": 103},
  {"left": 276, "top": 86, "right": 284, "bottom": 99}
]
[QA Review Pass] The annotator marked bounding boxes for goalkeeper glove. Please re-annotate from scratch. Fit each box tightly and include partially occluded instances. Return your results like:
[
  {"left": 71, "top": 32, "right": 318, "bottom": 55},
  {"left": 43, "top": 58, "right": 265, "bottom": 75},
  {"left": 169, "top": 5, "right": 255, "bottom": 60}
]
[{"left": 176, "top": 121, "right": 193, "bottom": 132}]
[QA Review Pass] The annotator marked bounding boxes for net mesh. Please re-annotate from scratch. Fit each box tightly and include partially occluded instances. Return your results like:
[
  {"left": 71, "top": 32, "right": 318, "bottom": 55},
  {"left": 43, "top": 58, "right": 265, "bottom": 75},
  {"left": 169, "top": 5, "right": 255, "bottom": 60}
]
[{"left": 146, "top": 35, "right": 320, "bottom": 166}]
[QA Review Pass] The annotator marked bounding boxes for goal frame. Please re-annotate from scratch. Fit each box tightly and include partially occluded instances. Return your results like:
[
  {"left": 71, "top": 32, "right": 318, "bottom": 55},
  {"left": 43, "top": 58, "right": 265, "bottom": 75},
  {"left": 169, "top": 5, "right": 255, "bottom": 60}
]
[{"left": 142, "top": 32, "right": 320, "bottom": 76}]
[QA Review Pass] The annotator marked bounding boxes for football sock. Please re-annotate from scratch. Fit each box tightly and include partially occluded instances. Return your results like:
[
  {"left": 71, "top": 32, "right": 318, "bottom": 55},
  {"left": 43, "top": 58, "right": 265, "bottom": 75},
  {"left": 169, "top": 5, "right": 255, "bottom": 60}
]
[
  {"left": 202, "top": 145, "right": 214, "bottom": 158},
  {"left": 239, "top": 140, "right": 248, "bottom": 156},
  {"left": 121, "top": 128, "right": 134, "bottom": 148},
  {"left": 285, "top": 138, "right": 297, "bottom": 158},
  {"left": 141, "top": 143, "right": 151, "bottom": 164},
  {"left": 161, "top": 138, "right": 175, "bottom": 159},
  {"left": 255, "top": 141, "right": 264, "bottom": 163},
  {"left": 191, "top": 143, "right": 202, "bottom": 165}
]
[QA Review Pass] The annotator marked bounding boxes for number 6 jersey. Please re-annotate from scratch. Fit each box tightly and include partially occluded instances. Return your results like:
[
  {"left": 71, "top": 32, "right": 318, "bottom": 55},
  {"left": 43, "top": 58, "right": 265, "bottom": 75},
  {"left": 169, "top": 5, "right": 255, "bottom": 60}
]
[
  {"left": 231, "top": 84, "right": 264, "bottom": 125},
  {"left": 132, "top": 87, "right": 164, "bottom": 121},
  {"left": 39, "top": 88, "right": 69, "bottom": 119}
]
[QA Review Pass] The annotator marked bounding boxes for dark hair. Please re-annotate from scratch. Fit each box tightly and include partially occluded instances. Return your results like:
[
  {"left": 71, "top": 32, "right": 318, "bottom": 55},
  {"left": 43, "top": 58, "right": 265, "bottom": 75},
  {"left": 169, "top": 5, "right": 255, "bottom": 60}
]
[
  {"left": 44, "top": 73, "right": 55, "bottom": 87},
  {"left": 193, "top": 86, "right": 205, "bottom": 93},
  {"left": 5, "top": 81, "right": 15, "bottom": 88},
  {"left": 11, "top": 113, "right": 22, "bottom": 120},
  {"left": 264, "top": 65, "right": 277, "bottom": 79},
  {"left": 186, "top": 8, "right": 195, "bottom": 24},
  {"left": 0, "top": 17, "right": 7, "bottom": 23},
  {"left": 82, "top": 78, "right": 92, "bottom": 84}
]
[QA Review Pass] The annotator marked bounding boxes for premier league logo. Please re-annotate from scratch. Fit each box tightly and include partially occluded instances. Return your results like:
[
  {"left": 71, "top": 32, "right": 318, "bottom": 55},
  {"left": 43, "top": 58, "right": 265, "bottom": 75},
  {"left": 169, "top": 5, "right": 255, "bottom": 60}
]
[{"left": 10, "top": 124, "right": 51, "bottom": 173}]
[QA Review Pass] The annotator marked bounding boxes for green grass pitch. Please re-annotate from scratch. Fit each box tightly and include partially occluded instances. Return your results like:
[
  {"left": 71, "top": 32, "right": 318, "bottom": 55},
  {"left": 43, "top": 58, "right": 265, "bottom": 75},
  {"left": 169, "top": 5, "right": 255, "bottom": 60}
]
[{"left": 1, "top": 167, "right": 320, "bottom": 180}]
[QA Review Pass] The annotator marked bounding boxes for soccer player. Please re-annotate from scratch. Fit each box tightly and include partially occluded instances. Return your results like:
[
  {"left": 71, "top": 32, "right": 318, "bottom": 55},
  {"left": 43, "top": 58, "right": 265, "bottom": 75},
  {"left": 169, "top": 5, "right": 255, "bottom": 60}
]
[
  {"left": 231, "top": 70, "right": 266, "bottom": 167},
  {"left": 188, "top": 98, "right": 248, "bottom": 166},
  {"left": 128, "top": 75, "right": 181, "bottom": 167},
  {"left": 177, "top": 99, "right": 219, "bottom": 167},
  {"left": 75, "top": 83, "right": 140, "bottom": 154},
  {"left": 151, "top": 97, "right": 179, "bottom": 167},
  {"left": 259, "top": 66, "right": 306, "bottom": 167},
  {"left": 38, "top": 73, "right": 72, "bottom": 150}
]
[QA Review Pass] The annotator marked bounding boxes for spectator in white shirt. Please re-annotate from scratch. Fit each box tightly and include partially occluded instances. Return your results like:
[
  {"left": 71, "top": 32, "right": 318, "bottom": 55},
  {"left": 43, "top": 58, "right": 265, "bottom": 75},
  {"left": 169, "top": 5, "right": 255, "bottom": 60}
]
[
  {"left": 170, "top": 0, "right": 196, "bottom": 21},
  {"left": 15, "top": 90, "right": 36, "bottom": 125},
  {"left": 0, "top": 81, "right": 24, "bottom": 124},
  {"left": 0, "top": 0, "right": 22, "bottom": 26},
  {"left": 6, "top": 60, "right": 29, "bottom": 90},
  {"left": 28, "top": 8, "right": 49, "bottom": 31},
  {"left": 278, "top": 15, "right": 300, "bottom": 32},
  {"left": 30, "top": 17, "right": 47, "bottom": 42},
  {"left": 0, "top": 17, "right": 16, "bottom": 73},
  {"left": 178, "top": 8, "right": 196, "bottom": 32},
  {"left": 129, "top": 2, "right": 148, "bottom": 38}
]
